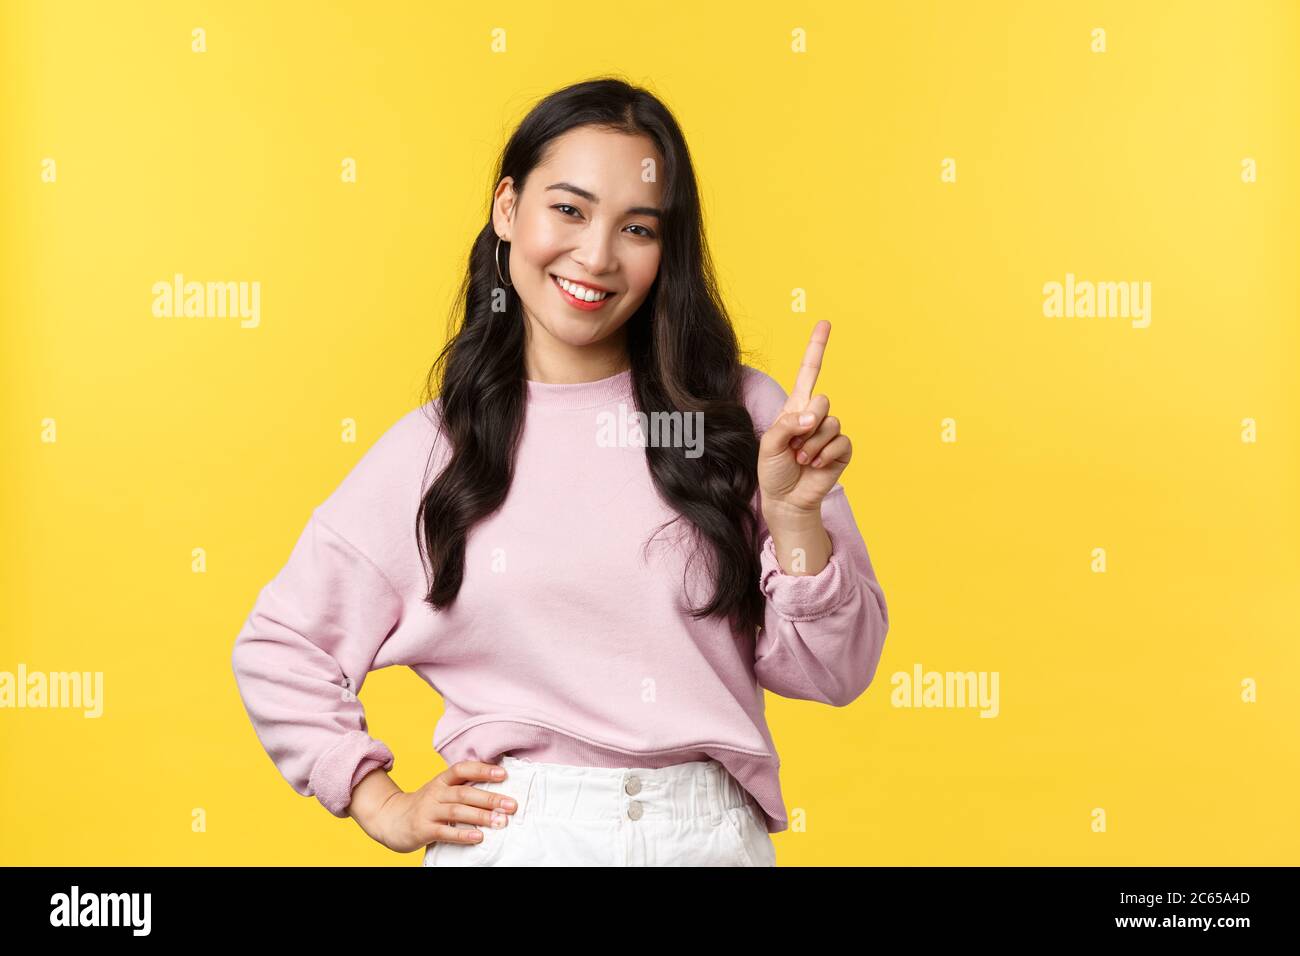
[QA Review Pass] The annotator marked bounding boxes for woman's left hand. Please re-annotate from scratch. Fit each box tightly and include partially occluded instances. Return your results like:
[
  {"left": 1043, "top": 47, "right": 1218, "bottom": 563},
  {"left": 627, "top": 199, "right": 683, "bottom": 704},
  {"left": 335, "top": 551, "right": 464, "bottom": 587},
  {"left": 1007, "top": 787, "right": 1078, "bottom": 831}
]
[{"left": 757, "top": 320, "right": 852, "bottom": 518}]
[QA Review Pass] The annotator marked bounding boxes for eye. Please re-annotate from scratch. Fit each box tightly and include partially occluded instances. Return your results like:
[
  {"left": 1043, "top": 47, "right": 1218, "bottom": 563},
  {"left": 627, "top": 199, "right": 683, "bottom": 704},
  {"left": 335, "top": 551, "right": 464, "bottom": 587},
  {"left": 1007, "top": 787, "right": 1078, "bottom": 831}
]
[
  {"left": 627, "top": 224, "right": 657, "bottom": 239},
  {"left": 553, "top": 203, "right": 582, "bottom": 218}
]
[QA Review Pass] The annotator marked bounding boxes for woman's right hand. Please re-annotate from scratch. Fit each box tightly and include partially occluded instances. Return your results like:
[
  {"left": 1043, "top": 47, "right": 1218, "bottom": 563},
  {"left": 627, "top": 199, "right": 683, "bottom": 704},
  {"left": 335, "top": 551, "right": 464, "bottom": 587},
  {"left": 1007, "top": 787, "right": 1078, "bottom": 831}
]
[{"left": 352, "top": 760, "right": 518, "bottom": 854}]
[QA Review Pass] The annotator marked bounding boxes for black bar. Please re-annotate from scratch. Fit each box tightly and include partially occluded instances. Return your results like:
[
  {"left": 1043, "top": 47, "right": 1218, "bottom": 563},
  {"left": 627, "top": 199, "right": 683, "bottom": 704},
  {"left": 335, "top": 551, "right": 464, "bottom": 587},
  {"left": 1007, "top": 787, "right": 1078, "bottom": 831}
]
[{"left": 0, "top": 865, "right": 1284, "bottom": 938}]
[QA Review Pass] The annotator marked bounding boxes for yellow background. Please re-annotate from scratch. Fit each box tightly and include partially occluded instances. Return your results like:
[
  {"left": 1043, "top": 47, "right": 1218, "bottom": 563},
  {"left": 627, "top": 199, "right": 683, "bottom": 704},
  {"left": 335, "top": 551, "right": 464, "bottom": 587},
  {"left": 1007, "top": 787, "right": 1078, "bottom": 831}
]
[{"left": 2, "top": 0, "right": 1296, "bottom": 865}]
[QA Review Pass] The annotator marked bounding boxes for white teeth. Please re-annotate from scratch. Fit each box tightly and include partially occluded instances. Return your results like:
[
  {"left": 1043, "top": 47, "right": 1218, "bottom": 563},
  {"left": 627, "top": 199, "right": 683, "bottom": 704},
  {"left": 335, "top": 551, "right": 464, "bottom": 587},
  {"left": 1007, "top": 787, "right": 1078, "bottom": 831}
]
[{"left": 554, "top": 276, "right": 610, "bottom": 301}]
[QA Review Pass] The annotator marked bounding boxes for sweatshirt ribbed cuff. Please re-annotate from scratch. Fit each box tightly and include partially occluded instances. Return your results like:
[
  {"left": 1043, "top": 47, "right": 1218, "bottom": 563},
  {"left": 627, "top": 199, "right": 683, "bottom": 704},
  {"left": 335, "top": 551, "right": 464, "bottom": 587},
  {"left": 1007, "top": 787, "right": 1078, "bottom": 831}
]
[
  {"left": 308, "top": 730, "right": 396, "bottom": 818},
  {"left": 759, "top": 528, "right": 854, "bottom": 622}
]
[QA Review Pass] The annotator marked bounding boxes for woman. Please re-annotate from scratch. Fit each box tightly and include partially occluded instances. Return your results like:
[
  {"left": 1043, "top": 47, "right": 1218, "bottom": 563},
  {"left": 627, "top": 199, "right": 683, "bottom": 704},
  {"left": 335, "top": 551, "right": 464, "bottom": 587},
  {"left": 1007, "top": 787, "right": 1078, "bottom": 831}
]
[{"left": 231, "top": 77, "right": 889, "bottom": 866}]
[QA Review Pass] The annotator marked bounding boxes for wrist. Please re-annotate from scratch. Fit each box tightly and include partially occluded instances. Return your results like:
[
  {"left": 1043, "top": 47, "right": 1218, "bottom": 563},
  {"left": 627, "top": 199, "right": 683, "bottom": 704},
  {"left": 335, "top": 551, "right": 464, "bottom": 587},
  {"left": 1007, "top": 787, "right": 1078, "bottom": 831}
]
[
  {"left": 762, "top": 499, "right": 823, "bottom": 534},
  {"left": 348, "top": 767, "right": 402, "bottom": 839}
]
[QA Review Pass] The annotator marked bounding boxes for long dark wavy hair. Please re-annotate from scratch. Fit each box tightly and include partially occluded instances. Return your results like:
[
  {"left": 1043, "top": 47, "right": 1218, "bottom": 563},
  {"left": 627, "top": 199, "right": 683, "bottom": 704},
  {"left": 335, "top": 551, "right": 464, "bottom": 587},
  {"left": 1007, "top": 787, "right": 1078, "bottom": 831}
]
[{"left": 416, "top": 76, "right": 765, "bottom": 638}]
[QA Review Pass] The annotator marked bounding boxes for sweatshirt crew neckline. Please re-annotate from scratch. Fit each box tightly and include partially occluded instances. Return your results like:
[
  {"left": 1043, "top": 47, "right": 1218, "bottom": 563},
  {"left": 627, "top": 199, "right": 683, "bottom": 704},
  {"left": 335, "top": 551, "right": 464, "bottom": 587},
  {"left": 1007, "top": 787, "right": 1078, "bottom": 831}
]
[{"left": 525, "top": 367, "right": 634, "bottom": 409}]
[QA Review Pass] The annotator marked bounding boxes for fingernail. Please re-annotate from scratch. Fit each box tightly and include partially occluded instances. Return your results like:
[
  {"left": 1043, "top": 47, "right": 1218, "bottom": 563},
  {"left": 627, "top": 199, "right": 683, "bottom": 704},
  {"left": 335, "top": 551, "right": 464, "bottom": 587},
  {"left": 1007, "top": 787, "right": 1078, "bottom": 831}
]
[
  {"left": 797, "top": 451, "right": 808, "bottom": 463},
  {"left": 491, "top": 812, "right": 507, "bottom": 828},
  {"left": 501, "top": 797, "right": 517, "bottom": 810},
  {"left": 799, "top": 413, "right": 815, "bottom": 426},
  {"left": 492, "top": 768, "right": 506, "bottom": 778}
]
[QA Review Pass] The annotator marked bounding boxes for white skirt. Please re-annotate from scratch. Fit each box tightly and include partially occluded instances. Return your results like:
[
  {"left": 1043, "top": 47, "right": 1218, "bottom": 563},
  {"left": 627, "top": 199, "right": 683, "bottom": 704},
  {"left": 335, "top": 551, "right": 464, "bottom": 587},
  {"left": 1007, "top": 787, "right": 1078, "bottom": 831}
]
[{"left": 422, "top": 754, "right": 776, "bottom": 867}]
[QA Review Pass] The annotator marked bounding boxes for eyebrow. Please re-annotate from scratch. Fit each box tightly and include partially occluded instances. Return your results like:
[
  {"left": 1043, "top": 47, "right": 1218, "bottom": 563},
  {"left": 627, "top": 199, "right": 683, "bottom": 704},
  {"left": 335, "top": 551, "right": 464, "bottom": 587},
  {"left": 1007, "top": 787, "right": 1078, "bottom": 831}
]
[{"left": 545, "top": 182, "right": 663, "bottom": 219}]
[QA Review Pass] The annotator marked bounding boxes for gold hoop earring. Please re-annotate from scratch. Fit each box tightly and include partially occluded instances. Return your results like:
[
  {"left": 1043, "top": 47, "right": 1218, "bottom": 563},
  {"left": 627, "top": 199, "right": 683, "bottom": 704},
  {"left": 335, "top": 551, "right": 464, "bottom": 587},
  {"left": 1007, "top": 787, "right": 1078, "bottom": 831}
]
[{"left": 495, "top": 236, "right": 513, "bottom": 288}]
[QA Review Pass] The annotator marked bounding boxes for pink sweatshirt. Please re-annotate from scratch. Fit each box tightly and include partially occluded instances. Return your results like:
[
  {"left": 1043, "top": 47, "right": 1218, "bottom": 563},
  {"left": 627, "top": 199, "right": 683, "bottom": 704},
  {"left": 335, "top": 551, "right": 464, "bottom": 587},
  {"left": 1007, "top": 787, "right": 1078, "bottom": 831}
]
[{"left": 230, "top": 365, "right": 889, "bottom": 833}]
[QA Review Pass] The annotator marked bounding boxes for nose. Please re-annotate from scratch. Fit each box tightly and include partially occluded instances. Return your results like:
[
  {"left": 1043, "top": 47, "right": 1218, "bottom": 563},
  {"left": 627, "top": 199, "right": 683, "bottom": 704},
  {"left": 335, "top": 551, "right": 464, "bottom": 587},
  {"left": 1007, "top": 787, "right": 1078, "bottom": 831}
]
[{"left": 570, "top": 228, "right": 616, "bottom": 278}]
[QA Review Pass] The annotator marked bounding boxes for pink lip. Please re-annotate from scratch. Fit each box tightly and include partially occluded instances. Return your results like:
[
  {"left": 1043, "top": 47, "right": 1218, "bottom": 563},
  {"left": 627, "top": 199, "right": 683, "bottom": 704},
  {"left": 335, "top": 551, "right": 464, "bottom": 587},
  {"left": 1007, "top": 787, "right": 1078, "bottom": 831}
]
[
  {"left": 550, "top": 274, "right": 615, "bottom": 311},
  {"left": 550, "top": 272, "right": 614, "bottom": 293}
]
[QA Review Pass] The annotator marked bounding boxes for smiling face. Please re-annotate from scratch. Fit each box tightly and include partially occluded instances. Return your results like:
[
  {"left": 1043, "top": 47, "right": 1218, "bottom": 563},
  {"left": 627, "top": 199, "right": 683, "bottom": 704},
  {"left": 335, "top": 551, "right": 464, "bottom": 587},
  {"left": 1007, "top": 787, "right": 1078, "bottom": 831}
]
[{"left": 491, "top": 125, "right": 665, "bottom": 380}]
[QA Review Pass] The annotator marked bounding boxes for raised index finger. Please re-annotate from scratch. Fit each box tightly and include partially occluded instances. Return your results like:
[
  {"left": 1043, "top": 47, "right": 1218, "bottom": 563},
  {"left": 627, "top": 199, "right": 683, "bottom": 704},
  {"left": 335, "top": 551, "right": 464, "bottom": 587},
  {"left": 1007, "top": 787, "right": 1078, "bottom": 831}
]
[{"left": 788, "top": 320, "right": 830, "bottom": 409}]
